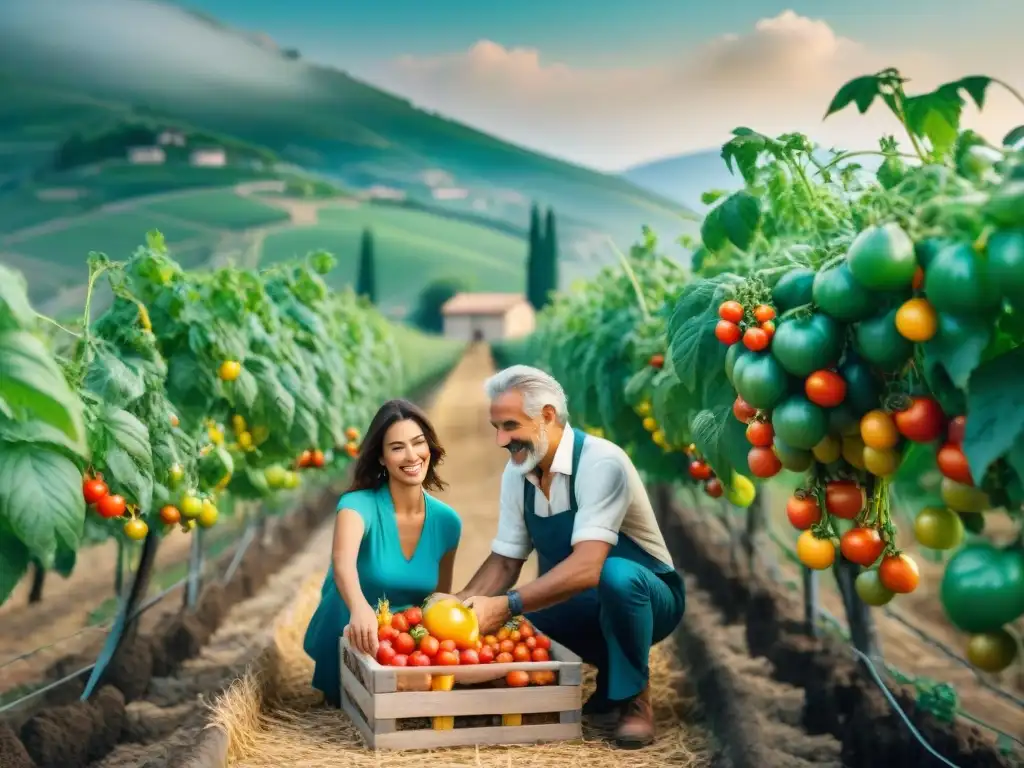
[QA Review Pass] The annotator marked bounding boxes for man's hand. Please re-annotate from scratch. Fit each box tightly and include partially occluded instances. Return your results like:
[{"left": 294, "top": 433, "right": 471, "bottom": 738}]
[{"left": 464, "top": 594, "right": 512, "bottom": 635}]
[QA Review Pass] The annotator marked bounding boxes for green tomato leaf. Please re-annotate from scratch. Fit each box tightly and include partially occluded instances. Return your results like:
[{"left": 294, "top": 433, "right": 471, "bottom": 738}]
[
  {"left": 1003, "top": 125, "right": 1024, "bottom": 148},
  {"left": 0, "top": 331, "right": 86, "bottom": 446},
  {"left": 227, "top": 366, "right": 259, "bottom": 411},
  {"left": 0, "top": 522, "right": 31, "bottom": 604},
  {"left": 824, "top": 75, "right": 881, "bottom": 118},
  {"left": 668, "top": 277, "right": 737, "bottom": 393},
  {"left": 0, "top": 442, "right": 85, "bottom": 566},
  {"left": 963, "top": 346, "right": 1024, "bottom": 482},
  {"left": 166, "top": 351, "right": 218, "bottom": 426},
  {"left": 54, "top": 541, "right": 77, "bottom": 577},
  {"left": 719, "top": 191, "right": 761, "bottom": 251},
  {"left": 84, "top": 344, "right": 147, "bottom": 407},
  {"left": 904, "top": 91, "right": 963, "bottom": 155},
  {"left": 690, "top": 405, "right": 749, "bottom": 481},
  {"left": 93, "top": 406, "right": 155, "bottom": 510},
  {"left": 0, "top": 411, "right": 89, "bottom": 462},
  {"left": 0, "top": 264, "right": 36, "bottom": 331},
  {"left": 922, "top": 314, "right": 991, "bottom": 389},
  {"left": 700, "top": 205, "right": 728, "bottom": 253},
  {"left": 940, "top": 76, "right": 992, "bottom": 110}
]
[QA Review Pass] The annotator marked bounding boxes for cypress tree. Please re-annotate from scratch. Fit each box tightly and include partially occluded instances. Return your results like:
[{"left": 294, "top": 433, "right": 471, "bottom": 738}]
[
  {"left": 526, "top": 203, "right": 544, "bottom": 309},
  {"left": 541, "top": 207, "right": 559, "bottom": 307},
  {"left": 356, "top": 228, "right": 377, "bottom": 304}
]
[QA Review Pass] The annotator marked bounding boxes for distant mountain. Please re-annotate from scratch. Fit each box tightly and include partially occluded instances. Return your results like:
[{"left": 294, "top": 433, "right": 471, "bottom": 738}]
[
  {"left": 0, "top": 0, "right": 699, "bottom": 275},
  {"left": 620, "top": 149, "right": 741, "bottom": 211}
]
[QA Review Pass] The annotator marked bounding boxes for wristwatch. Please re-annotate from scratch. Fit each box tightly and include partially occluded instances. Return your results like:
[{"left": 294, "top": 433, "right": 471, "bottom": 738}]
[{"left": 506, "top": 588, "right": 523, "bottom": 617}]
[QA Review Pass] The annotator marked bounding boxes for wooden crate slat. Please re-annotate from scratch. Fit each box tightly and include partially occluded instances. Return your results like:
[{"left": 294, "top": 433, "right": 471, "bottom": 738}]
[
  {"left": 374, "top": 721, "right": 582, "bottom": 750},
  {"left": 374, "top": 684, "right": 580, "bottom": 719}
]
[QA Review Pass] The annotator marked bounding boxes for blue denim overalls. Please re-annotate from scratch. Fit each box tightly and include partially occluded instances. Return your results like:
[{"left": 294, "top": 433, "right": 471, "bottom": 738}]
[{"left": 523, "top": 428, "right": 686, "bottom": 703}]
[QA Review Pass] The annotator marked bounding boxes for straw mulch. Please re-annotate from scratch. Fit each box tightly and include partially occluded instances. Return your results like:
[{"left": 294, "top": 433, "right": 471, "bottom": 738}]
[{"left": 207, "top": 573, "right": 710, "bottom": 768}]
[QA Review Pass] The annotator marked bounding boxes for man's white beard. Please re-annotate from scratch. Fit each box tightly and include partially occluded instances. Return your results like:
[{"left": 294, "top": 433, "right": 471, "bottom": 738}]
[{"left": 508, "top": 428, "right": 549, "bottom": 477}]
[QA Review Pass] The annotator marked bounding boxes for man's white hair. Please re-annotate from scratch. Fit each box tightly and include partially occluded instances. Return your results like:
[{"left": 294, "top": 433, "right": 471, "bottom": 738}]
[{"left": 484, "top": 365, "right": 569, "bottom": 424}]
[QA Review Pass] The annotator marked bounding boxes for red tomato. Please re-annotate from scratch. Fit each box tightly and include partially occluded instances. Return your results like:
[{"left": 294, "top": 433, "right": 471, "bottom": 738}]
[
  {"left": 753, "top": 304, "right": 776, "bottom": 323},
  {"left": 393, "top": 632, "right": 415, "bottom": 655},
  {"left": 495, "top": 651, "right": 514, "bottom": 664},
  {"left": 390, "top": 654, "right": 408, "bottom": 667},
  {"left": 893, "top": 397, "right": 946, "bottom": 442},
  {"left": 804, "top": 370, "right": 847, "bottom": 408},
  {"left": 704, "top": 477, "right": 723, "bottom": 498},
  {"left": 748, "top": 446, "right": 782, "bottom": 478},
  {"left": 96, "top": 494, "right": 127, "bottom": 519},
  {"left": 439, "top": 639, "right": 458, "bottom": 653},
  {"left": 506, "top": 671, "right": 530, "bottom": 688},
  {"left": 715, "top": 320, "right": 742, "bottom": 345},
  {"left": 498, "top": 638, "right": 515, "bottom": 654},
  {"left": 688, "top": 460, "right": 712, "bottom": 480},
  {"left": 419, "top": 635, "right": 440, "bottom": 657},
  {"left": 786, "top": 495, "right": 821, "bottom": 531},
  {"left": 519, "top": 623, "right": 535, "bottom": 639},
  {"left": 404, "top": 607, "right": 423, "bottom": 626},
  {"left": 512, "top": 643, "right": 531, "bottom": 662},
  {"left": 310, "top": 449, "right": 325, "bottom": 468},
  {"left": 408, "top": 651, "right": 431, "bottom": 667},
  {"left": 534, "top": 635, "right": 551, "bottom": 651},
  {"left": 459, "top": 649, "right": 480, "bottom": 665},
  {"left": 733, "top": 396, "right": 757, "bottom": 424},
  {"left": 840, "top": 527, "right": 885, "bottom": 567},
  {"left": 436, "top": 650, "right": 460, "bottom": 666},
  {"left": 378, "top": 625, "right": 398, "bottom": 642},
  {"left": 391, "top": 613, "right": 410, "bottom": 632},
  {"left": 743, "top": 326, "right": 771, "bottom": 351},
  {"left": 825, "top": 481, "right": 864, "bottom": 520},
  {"left": 745, "top": 420, "right": 774, "bottom": 447},
  {"left": 718, "top": 300, "right": 744, "bottom": 323},
  {"left": 878, "top": 553, "right": 920, "bottom": 594},
  {"left": 478, "top": 645, "right": 495, "bottom": 664},
  {"left": 937, "top": 443, "right": 974, "bottom": 485},
  {"left": 761, "top": 320, "right": 776, "bottom": 338},
  {"left": 524, "top": 636, "right": 538, "bottom": 649},
  {"left": 649, "top": 354, "right": 665, "bottom": 369},
  {"left": 947, "top": 415, "right": 967, "bottom": 444},
  {"left": 82, "top": 477, "right": 109, "bottom": 505},
  {"left": 531, "top": 647, "right": 550, "bottom": 662},
  {"left": 376, "top": 644, "right": 397, "bottom": 665}
]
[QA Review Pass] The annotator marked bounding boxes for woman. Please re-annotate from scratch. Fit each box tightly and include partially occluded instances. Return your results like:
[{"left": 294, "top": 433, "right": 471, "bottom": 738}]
[{"left": 303, "top": 398, "right": 462, "bottom": 706}]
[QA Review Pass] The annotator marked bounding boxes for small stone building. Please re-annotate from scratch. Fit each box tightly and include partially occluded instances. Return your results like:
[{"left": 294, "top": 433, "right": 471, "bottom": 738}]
[{"left": 441, "top": 293, "right": 535, "bottom": 342}]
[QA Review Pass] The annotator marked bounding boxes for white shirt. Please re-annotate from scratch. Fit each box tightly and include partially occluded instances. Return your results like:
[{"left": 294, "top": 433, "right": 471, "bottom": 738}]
[{"left": 490, "top": 424, "right": 675, "bottom": 569}]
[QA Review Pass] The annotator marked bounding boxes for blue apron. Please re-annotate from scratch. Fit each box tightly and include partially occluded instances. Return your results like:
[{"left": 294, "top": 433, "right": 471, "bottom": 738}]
[{"left": 523, "top": 428, "right": 685, "bottom": 703}]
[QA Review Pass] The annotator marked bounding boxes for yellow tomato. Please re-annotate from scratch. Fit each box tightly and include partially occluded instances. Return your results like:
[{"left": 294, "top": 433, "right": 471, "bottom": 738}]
[
  {"left": 124, "top": 518, "right": 148, "bottom": 541},
  {"left": 238, "top": 431, "right": 253, "bottom": 450},
  {"left": 796, "top": 530, "right": 835, "bottom": 570},
  {"left": 895, "top": 298, "right": 938, "bottom": 342},
  {"left": 198, "top": 501, "right": 219, "bottom": 528},
  {"left": 231, "top": 414, "right": 247, "bottom": 434},
  {"left": 642, "top": 417, "right": 657, "bottom": 432},
  {"left": 208, "top": 425, "right": 225, "bottom": 445},
  {"left": 651, "top": 430, "right": 667, "bottom": 448},
  {"left": 422, "top": 598, "right": 480, "bottom": 650},
  {"left": 180, "top": 495, "right": 203, "bottom": 519},
  {"left": 860, "top": 410, "right": 899, "bottom": 450},
  {"left": 636, "top": 401, "right": 652, "bottom": 417},
  {"left": 725, "top": 472, "right": 756, "bottom": 508},
  {"left": 863, "top": 446, "right": 900, "bottom": 477},
  {"left": 811, "top": 435, "right": 842, "bottom": 464},
  {"left": 218, "top": 360, "right": 242, "bottom": 382}
]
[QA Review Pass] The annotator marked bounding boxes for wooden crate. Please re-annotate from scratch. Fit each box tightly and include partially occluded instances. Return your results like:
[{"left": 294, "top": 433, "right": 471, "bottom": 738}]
[{"left": 339, "top": 636, "right": 584, "bottom": 749}]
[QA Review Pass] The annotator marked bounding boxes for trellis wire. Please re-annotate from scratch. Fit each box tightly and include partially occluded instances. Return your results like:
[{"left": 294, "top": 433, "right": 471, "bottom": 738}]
[{"left": 0, "top": 516, "right": 260, "bottom": 714}]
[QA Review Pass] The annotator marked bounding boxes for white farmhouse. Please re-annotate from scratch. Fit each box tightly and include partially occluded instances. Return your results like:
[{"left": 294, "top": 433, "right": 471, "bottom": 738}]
[{"left": 441, "top": 293, "right": 535, "bottom": 342}]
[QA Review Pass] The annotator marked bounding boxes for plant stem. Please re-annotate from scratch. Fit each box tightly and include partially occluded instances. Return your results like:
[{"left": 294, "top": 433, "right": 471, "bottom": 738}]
[
  {"left": 34, "top": 311, "right": 82, "bottom": 338},
  {"left": 991, "top": 77, "right": 1024, "bottom": 109},
  {"left": 605, "top": 236, "right": 651, "bottom": 322},
  {"left": 814, "top": 150, "right": 920, "bottom": 177}
]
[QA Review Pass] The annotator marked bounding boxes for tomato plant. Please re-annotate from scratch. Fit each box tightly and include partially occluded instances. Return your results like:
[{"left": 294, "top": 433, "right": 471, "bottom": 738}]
[
  {"left": 504, "top": 68, "right": 1024, "bottom": 673},
  {"left": 0, "top": 232, "right": 462, "bottom": 605}
]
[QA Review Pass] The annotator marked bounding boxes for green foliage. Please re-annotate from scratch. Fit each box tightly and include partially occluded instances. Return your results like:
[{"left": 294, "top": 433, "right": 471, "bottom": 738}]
[
  {"left": 356, "top": 228, "right": 377, "bottom": 305},
  {"left": 526, "top": 203, "right": 560, "bottom": 310},
  {"left": 409, "top": 276, "right": 473, "bottom": 334},
  {"left": 510, "top": 68, "right": 1024, "bottom": 673},
  {"left": 0, "top": 232, "right": 460, "bottom": 604}
]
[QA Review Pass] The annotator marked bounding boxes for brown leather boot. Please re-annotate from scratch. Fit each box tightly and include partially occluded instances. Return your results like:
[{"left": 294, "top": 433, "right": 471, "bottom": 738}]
[{"left": 613, "top": 687, "right": 654, "bottom": 748}]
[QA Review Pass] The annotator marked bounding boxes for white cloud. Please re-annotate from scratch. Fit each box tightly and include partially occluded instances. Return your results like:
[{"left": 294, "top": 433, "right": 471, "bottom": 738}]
[{"left": 367, "top": 10, "right": 1023, "bottom": 170}]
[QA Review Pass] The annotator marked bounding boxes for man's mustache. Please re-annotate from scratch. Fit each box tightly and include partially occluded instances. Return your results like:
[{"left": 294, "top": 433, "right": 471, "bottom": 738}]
[{"left": 506, "top": 440, "right": 532, "bottom": 454}]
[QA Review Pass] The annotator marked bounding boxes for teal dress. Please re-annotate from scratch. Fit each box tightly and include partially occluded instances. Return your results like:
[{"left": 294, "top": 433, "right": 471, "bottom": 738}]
[{"left": 303, "top": 486, "right": 462, "bottom": 705}]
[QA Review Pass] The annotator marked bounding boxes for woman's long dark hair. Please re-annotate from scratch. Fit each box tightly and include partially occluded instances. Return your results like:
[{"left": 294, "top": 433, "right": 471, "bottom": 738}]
[{"left": 346, "top": 399, "right": 447, "bottom": 493}]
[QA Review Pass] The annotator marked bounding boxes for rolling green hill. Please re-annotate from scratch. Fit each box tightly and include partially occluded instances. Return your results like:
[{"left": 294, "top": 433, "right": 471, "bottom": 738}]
[{"left": 0, "top": 0, "right": 698, "bottom": 286}]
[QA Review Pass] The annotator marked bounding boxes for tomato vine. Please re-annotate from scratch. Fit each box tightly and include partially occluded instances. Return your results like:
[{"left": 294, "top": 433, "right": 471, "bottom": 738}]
[
  {"left": 0, "top": 230, "right": 450, "bottom": 605},
  {"left": 511, "top": 68, "right": 1024, "bottom": 674}
]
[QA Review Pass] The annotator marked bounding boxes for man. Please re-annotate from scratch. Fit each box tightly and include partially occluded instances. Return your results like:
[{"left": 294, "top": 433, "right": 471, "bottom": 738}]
[{"left": 456, "top": 365, "right": 685, "bottom": 748}]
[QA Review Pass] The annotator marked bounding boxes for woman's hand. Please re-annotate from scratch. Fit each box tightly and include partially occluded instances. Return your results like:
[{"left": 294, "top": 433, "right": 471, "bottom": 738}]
[{"left": 344, "top": 600, "right": 379, "bottom": 657}]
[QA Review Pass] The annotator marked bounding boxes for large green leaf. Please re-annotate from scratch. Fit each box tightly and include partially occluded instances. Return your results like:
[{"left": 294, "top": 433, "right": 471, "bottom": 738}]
[
  {"left": 0, "top": 442, "right": 85, "bottom": 566},
  {"left": 0, "top": 523, "right": 31, "bottom": 603},
  {"left": 0, "top": 331, "right": 85, "bottom": 445},
  {"left": 93, "top": 406, "right": 155, "bottom": 511},
  {"left": 0, "top": 265, "right": 36, "bottom": 332},
  {"left": 166, "top": 350, "right": 218, "bottom": 424},
  {"left": 963, "top": 346, "right": 1024, "bottom": 482},
  {"left": 0, "top": 411, "right": 89, "bottom": 462},
  {"left": 84, "top": 345, "right": 147, "bottom": 407}
]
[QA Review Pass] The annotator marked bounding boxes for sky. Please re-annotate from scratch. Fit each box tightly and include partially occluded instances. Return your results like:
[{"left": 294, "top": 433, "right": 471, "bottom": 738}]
[{"left": 174, "top": 1, "right": 1024, "bottom": 170}]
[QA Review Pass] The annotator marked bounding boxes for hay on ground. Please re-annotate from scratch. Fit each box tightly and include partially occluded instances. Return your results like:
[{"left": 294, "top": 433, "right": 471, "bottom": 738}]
[{"left": 208, "top": 573, "right": 709, "bottom": 768}]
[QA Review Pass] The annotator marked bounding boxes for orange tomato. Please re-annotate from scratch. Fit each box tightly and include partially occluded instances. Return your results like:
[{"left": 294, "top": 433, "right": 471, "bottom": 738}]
[
  {"left": 531, "top": 647, "right": 550, "bottom": 662},
  {"left": 512, "top": 644, "right": 531, "bottom": 662},
  {"left": 878, "top": 553, "right": 920, "bottom": 594},
  {"left": 529, "top": 670, "right": 556, "bottom": 686},
  {"left": 499, "top": 639, "right": 516, "bottom": 654},
  {"left": 496, "top": 652, "right": 514, "bottom": 664},
  {"left": 506, "top": 671, "right": 530, "bottom": 687},
  {"left": 796, "top": 530, "right": 836, "bottom": 570},
  {"left": 860, "top": 410, "right": 899, "bottom": 450}
]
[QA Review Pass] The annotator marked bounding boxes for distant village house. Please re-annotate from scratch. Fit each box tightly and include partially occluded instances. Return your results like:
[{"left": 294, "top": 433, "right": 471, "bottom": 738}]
[
  {"left": 441, "top": 293, "right": 535, "bottom": 342},
  {"left": 190, "top": 148, "right": 227, "bottom": 167},
  {"left": 127, "top": 146, "right": 166, "bottom": 165},
  {"left": 157, "top": 130, "right": 186, "bottom": 147}
]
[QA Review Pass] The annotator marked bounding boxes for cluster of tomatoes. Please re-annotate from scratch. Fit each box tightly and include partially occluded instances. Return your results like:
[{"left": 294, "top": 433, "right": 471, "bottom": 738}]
[
  {"left": 295, "top": 448, "right": 326, "bottom": 470},
  {"left": 83, "top": 473, "right": 149, "bottom": 541},
  {"left": 715, "top": 299, "right": 777, "bottom": 351},
  {"left": 375, "top": 605, "right": 556, "bottom": 688},
  {"left": 687, "top": 454, "right": 723, "bottom": 499},
  {"left": 157, "top": 492, "right": 219, "bottom": 534}
]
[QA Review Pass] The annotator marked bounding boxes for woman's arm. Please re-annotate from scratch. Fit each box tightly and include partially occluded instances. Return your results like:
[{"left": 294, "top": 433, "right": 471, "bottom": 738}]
[
  {"left": 331, "top": 508, "right": 367, "bottom": 609},
  {"left": 436, "top": 547, "right": 458, "bottom": 594}
]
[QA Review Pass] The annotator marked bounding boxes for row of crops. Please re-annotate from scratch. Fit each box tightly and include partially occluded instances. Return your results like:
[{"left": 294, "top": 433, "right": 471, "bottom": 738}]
[
  {"left": 0, "top": 231, "right": 464, "bottom": 607},
  {"left": 498, "top": 69, "right": 1024, "bottom": 675}
]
